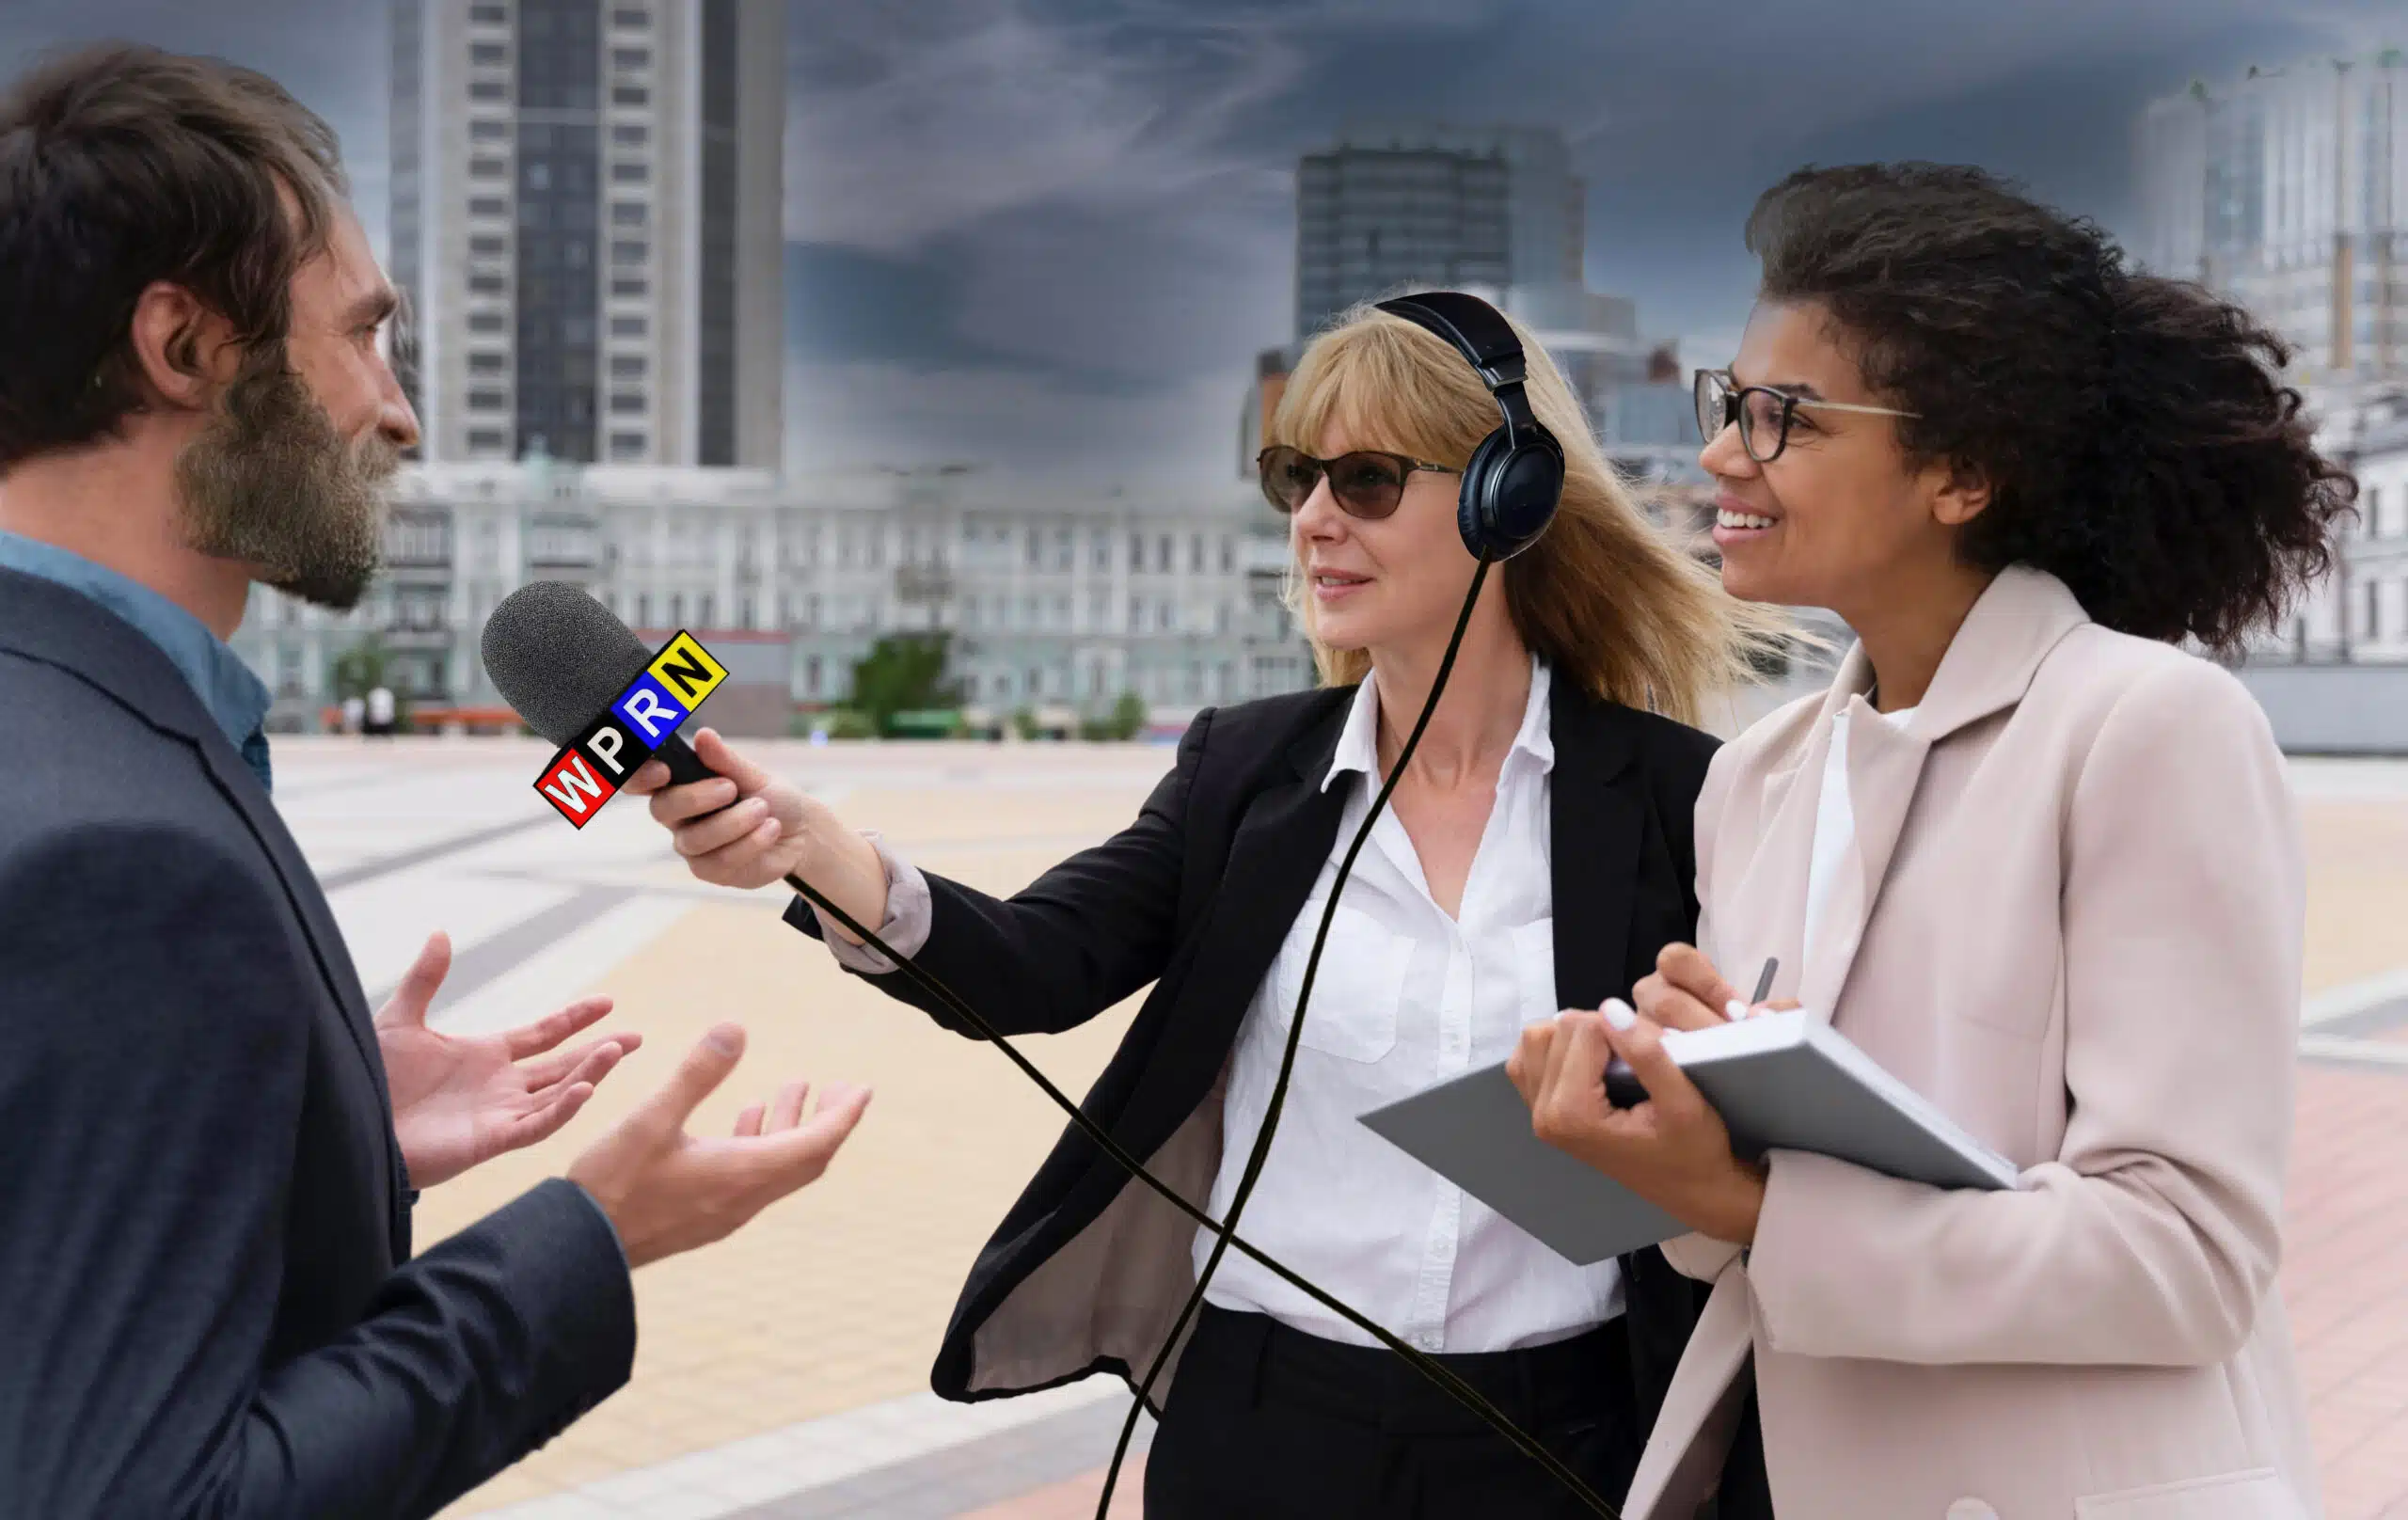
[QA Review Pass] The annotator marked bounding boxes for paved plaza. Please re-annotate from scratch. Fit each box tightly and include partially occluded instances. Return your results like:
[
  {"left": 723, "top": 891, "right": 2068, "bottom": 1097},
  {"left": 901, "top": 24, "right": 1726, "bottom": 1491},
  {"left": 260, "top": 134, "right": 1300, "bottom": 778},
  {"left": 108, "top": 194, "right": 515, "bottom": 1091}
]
[{"left": 254, "top": 715, "right": 2408, "bottom": 1520}]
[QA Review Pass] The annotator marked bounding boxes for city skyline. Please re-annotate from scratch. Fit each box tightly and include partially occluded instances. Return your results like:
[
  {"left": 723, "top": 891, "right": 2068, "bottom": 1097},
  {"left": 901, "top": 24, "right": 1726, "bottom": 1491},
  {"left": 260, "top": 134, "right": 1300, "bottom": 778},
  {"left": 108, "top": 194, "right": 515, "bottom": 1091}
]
[{"left": 3, "top": 0, "right": 2402, "bottom": 486}]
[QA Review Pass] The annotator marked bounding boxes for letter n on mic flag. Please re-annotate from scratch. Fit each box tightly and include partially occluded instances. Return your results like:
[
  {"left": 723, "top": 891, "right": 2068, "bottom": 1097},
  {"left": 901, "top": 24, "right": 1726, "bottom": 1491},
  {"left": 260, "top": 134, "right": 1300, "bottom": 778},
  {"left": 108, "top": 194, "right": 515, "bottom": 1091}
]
[{"left": 534, "top": 630, "right": 729, "bottom": 827}]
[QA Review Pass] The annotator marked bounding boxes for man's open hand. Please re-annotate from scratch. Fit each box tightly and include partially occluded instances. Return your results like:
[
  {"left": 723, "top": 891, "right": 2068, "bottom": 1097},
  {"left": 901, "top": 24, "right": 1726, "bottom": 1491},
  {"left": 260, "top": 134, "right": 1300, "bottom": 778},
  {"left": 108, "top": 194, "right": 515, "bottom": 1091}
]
[{"left": 375, "top": 931, "right": 642, "bottom": 1189}]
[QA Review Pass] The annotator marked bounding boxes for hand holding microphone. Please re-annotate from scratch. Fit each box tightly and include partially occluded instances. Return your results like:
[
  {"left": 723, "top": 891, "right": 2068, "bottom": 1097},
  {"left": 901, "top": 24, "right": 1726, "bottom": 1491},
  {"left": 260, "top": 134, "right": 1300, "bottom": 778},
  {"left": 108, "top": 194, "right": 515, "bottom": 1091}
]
[{"left": 621, "top": 732, "right": 888, "bottom": 945}]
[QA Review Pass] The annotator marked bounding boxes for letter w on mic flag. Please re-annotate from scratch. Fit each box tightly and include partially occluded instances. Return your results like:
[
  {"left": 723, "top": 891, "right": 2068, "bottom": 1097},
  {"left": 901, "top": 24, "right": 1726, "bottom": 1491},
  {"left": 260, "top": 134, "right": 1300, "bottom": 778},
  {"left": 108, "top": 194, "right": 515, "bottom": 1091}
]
[{"left": 533, "top": 630, "right": 729, "bottom": 827}]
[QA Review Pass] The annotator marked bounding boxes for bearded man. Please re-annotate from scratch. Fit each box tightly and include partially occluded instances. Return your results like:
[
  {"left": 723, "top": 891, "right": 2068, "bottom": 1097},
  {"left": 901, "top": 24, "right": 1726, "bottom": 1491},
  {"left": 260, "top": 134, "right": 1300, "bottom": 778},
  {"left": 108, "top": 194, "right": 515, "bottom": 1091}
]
[{"left": 0, "top": 43, "right": 872, "bottom": 1519}]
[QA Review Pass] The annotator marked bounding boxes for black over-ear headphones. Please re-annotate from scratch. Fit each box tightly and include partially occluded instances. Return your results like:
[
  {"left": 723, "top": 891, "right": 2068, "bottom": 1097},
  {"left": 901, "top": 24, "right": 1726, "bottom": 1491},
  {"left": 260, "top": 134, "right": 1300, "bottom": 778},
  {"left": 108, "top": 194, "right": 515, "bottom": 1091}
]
[{"left": 1375, "top": 289, "right": 1566, "bottom": 562}]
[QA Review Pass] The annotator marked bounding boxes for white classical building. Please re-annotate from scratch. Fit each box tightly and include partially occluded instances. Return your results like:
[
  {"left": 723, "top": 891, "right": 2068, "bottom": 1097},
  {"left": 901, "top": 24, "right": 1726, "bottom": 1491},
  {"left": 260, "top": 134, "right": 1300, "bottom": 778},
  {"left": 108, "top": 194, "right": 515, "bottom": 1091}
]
[
  {"left": 234, "top": 462, "right": 1317, "bottom": 735},
  {"left": 2280, "top": 393, "right": 2408, "bottom": 661}
]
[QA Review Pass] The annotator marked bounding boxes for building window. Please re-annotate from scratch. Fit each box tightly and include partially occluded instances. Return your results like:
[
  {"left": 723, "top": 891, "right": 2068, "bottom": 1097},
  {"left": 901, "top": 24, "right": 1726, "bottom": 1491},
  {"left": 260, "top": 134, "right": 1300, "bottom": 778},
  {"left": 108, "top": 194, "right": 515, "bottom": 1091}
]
[
  {"left": 469, "top": 234, "right": 506, "bottom": 257},
  {"left": 610, "top": 355, "right": 646, "bottom": 379},
  {"left": 470, "top": 119, "right": 509, "bottom": 143},
  {"left": 699, "top": 594, "right": 715, "bottom": 627},
  {"left": 469, "top": 353, "right": 506, "bottom": 375},
  {"left": 469, "top": 196, "right": 508, "bottom": 218},
  {"left": 1129, "top": 530, "right": 1144, "bottom": 571},
  {"left": 610, "top": 392, "right": 646, "bottom": 414},
  {"left": 610, "top": 201, "right": 647, "bottom": 227},
  {"left": 471, "top": 42, "right": 508, "bottom": 67},
  {"left": 610, "top": 315, "right": 648, "bottom": 338},
  {"left": 611, "top": 123, "right": 648, "bottom": 146},
  {"left": 805, "top": 654, "right": 821, "bottom": 693},
  {"left": 611, "top": 6, "right": 650, "bottom": 26},
  {"left": 610, "top": 432, "right": 647, "bottom": 460},
  {"left": 469, "top": 158, "right": 507, "bottom": 180},
  {"left": 610, "top": 239, "right": 647, "bottom": 265},
  {"left": 1158, "top": 535, "right": 1175, "bottom": 573},
  {"left": 1189, "top": 534, "right": 1203, "bottom": 572},
  {"left": 467, "top": 312, "right": 505, "bottom": 334},
  {"left": 1092, "top": 532, "right": 1110, "bottom": 570},
  {"left": 610, "top": 277, "right": 648, "bottom": 299},
  {"left": 469, "top": 272, "right": 506, "bottom": 295},
  {"left": 611, "top": 86, "right": 648, "bottom": 107},
  {"left": 611, "top": 47, "right": 650, "bottom": 71},
  {"left": 468, "top": 428, "right": 506, "bottom": 451},
  {"left": 611, "top": 162, "right": 650, "bottom": 184},
  {"left": 470, "top": 81, "right": 507, "bottom": 102},
  {"left": 467, "top": 388, "right": 507, "bottom": 411},
  {"left": 1219, "top": 538, "right": 1234, "bottom": 573},
  {"left": 470, "top": 2, "right": 508, "bottom": 21}
]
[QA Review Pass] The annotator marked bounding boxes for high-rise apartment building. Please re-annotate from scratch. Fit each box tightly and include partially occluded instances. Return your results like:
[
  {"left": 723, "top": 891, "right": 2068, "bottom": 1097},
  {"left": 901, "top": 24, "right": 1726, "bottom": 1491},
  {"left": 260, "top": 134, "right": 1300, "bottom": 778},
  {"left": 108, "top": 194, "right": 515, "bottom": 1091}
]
[
  {"left": 390, "top": 0, "right": 784, "bottom": 467},
  {"left": 1293, "top": 122, "right": 1583, "bottom": 341},
  {"left": 2139, "top": 52, "right": 2407, "bottom": 385}
]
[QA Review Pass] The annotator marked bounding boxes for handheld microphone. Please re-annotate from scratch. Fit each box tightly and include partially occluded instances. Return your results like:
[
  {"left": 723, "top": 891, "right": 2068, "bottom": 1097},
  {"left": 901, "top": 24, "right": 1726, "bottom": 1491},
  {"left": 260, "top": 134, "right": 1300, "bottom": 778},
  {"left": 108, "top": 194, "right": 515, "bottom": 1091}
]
[{"left": 480, "top": 580, "right": 722, "bottom": 791}]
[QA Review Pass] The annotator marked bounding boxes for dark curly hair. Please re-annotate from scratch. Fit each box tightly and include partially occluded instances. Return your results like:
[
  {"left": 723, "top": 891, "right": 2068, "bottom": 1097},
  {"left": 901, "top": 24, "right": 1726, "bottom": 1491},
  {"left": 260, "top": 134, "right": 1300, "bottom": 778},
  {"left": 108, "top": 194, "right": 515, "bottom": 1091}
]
[{"left": 1744, "top": 162, "right": 2359, "bottom": 655}]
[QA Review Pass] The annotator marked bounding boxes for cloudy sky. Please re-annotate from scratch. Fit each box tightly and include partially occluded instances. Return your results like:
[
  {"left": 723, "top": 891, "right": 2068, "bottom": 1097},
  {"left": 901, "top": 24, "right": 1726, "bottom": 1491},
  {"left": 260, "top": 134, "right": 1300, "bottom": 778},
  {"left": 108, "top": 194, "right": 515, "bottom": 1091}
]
[{"left": 4, "top": 0, "right": 2400, "bottom": 487}]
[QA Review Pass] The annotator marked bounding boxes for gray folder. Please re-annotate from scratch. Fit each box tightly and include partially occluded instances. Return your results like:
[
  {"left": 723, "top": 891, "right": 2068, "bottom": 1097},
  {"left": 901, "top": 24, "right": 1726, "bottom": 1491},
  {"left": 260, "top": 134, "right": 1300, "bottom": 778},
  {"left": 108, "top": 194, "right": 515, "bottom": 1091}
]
[{"left": 1357, "top": 1010, "right": 2020, "bottom": 1266}]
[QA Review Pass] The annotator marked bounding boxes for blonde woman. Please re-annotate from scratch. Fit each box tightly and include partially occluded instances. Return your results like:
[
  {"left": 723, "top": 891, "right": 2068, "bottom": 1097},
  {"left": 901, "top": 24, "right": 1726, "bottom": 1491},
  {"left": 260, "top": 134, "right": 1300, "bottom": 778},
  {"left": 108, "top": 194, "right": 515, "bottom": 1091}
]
[{"left": 629, "top": 301, "right": 1781, "bottom": 1518}]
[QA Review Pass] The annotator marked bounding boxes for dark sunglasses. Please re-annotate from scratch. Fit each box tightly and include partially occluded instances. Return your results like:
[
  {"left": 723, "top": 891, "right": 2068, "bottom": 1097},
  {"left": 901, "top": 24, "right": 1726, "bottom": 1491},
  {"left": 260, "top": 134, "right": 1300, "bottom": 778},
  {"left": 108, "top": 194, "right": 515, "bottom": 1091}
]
[{"left": 1256, "top": 445, "right": 1458, "bottom": 520}]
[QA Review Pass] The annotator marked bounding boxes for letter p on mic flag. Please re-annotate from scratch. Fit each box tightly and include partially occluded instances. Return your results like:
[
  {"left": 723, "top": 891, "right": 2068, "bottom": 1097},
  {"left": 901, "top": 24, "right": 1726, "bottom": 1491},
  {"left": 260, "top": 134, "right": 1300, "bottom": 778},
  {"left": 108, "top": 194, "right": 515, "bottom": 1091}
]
[{"left": 532, "top": 629, "right": 726, "bottom": 828}]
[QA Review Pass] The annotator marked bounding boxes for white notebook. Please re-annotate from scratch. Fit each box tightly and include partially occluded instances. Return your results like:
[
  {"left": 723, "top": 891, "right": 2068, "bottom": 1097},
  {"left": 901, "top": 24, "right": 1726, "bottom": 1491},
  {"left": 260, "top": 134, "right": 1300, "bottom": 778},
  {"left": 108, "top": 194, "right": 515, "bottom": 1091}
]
[{"left": 1357, "top": 1010, "right": 2020, "bottom": 1266}]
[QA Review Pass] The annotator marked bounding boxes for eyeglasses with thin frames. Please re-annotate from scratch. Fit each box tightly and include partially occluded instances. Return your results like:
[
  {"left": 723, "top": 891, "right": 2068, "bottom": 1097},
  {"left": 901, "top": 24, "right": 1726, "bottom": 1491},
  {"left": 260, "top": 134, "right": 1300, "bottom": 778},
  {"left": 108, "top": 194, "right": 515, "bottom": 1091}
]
[{"left": 1693, "top": 369, "right": 1920, "bottom": 463}]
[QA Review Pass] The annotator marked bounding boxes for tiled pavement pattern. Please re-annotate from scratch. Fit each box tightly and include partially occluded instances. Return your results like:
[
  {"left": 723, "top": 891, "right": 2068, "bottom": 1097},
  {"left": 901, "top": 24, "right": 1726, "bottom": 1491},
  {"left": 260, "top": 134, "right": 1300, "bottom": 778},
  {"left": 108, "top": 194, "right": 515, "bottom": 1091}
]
[{"left": 254, "top": 726, "right": 2408, "bottom": 1520}]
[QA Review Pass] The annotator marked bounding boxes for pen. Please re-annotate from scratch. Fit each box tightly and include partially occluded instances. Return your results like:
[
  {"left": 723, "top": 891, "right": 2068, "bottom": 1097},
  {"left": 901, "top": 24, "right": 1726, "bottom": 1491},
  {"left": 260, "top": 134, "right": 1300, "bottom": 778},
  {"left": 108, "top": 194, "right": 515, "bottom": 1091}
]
[{"left": 1750, "top": 957, "right": 1779, "bottom": 1007}]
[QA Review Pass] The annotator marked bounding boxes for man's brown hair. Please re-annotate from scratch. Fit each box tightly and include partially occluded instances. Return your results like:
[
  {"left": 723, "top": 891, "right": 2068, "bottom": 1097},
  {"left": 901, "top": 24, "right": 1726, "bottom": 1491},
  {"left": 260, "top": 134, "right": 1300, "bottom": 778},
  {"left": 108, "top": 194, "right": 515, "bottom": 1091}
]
[{"left": 0, "top": 41, "right": 349, "bottom": 470}]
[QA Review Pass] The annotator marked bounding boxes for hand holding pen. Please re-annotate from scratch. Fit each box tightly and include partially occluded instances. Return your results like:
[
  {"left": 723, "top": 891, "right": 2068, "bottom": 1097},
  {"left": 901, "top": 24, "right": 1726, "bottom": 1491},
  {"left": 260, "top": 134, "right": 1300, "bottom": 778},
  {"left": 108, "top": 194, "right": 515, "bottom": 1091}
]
[
  {"left": 1600, "top": 951, "right": 1789, "bottom": 1108},
  {"left": 1630, "top": 945, "right": 1795, "bottom": 1031}
]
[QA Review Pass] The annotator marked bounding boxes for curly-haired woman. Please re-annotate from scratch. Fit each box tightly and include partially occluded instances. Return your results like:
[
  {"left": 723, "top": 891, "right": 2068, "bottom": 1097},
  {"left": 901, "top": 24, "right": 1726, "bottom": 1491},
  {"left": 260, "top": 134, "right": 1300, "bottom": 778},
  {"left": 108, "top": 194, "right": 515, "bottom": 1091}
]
[{"left": 1509, "top": 163, "right": 2354, "bottom": 1519}]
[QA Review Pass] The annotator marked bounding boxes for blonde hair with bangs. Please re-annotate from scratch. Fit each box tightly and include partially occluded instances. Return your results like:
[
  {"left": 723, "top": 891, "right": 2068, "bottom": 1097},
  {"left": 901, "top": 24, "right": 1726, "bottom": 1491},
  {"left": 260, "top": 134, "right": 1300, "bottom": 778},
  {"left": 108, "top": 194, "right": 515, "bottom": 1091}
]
[{"left": 1273, "top": 300, "right": 1787, "bottom": 728}]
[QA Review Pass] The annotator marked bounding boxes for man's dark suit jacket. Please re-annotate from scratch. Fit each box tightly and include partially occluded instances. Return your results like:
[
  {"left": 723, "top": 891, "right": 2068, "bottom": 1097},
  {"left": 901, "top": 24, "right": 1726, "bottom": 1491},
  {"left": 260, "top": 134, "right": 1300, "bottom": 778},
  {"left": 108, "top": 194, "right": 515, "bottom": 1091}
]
[
  {"left": 789, "top": 679, "right": 1771, "bottom": 1510},
  {"left": 0, "top": 567, "right": 637, "bottom": 1519}
]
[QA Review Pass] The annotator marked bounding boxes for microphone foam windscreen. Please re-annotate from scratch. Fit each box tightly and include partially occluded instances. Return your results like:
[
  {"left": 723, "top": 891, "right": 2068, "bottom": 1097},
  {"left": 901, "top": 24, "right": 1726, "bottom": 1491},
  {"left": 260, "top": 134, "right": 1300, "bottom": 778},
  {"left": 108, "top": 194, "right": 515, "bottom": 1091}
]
[{"left": 480, "top": 580, "right": 657, "bottom": 745}]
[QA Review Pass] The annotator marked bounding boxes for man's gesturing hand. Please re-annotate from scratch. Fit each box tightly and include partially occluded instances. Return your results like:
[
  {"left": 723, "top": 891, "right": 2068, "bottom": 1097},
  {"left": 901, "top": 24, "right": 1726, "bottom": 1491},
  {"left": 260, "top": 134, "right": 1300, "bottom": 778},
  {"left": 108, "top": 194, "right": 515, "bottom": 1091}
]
[
  {"left": 567, "top": 1022, "right": 872, "bottom": 1269},
  {"left": 377, "top": 930, "right": 641, "bottom": 1189}
]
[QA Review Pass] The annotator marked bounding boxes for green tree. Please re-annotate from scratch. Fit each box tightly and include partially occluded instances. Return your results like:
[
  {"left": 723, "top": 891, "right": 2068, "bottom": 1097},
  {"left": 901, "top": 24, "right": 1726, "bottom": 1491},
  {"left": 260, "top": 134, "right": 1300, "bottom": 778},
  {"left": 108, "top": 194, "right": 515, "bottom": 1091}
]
[
  {"left": 847, "top": 632, "right": 961, "bottom": 737},
  {"left": 1109, "top": 690, "right": 1149, "bottom": 741}
]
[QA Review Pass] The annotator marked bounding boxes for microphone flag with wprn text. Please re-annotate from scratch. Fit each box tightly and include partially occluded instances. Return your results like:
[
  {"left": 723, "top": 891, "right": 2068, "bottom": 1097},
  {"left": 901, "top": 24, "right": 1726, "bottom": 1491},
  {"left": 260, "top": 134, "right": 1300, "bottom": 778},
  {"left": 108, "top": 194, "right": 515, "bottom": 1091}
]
[{"left": 532, "top": 629, "right": 728, "bottom": 826}]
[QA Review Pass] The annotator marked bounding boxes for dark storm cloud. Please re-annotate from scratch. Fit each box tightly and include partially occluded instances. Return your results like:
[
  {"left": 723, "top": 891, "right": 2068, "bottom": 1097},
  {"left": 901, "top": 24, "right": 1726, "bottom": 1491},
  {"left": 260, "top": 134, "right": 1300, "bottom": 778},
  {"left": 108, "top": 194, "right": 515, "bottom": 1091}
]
[
  {"left": 781, "top": 0, "right": 2400, "bottom": 476},
  {"left": 9, "top": 0, "right": 2401, "bottom": 481}
]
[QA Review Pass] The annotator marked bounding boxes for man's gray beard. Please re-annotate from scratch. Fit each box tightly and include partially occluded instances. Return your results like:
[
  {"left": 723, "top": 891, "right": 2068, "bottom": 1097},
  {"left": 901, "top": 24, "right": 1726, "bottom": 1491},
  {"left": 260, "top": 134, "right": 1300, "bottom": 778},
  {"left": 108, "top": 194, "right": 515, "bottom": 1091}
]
[{"left": 175, "top": 360, "right": 398, "bottom": 610}]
